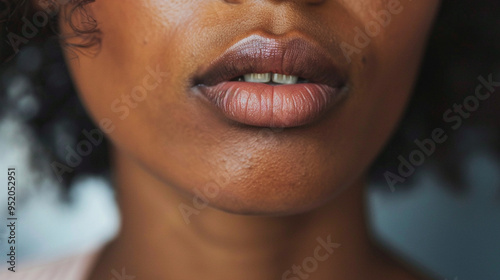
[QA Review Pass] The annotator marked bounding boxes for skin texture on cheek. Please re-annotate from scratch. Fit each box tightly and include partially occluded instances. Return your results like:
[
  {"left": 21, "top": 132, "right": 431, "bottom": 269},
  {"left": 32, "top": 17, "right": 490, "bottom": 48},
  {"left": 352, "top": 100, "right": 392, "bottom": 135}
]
[{"left": 61, "top": 0, "right": 440, "bottom": 215}]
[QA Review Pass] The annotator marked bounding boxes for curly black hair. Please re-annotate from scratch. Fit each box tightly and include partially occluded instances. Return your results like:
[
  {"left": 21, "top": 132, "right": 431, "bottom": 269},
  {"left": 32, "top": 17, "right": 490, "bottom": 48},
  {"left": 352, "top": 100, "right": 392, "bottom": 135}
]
[
  {"left": 1, "top": 0, "right": 499, "bottom": 190},
  {"left": 0, "top": 0, "right": 100, "bottom": 61}
]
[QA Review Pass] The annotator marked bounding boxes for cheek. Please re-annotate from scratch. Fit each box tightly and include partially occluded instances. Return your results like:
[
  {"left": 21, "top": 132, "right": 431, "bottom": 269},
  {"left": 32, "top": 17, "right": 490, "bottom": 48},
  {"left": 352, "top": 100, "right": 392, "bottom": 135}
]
[
  {"left": 62, "top": 0, "right": 198, "bottom": 148},
  {"left": 61, "top": 0, "right": 439, "bottom": 215},
  {"left": 346, "top": 1, "right": 441, "bottom": 151}
]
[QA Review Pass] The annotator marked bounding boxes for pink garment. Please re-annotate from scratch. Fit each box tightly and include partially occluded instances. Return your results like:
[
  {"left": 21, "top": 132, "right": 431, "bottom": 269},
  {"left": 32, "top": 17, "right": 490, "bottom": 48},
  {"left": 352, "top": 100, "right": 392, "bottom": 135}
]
[{"left": 0, "top": 248, "right": 101, "bottom": 280}]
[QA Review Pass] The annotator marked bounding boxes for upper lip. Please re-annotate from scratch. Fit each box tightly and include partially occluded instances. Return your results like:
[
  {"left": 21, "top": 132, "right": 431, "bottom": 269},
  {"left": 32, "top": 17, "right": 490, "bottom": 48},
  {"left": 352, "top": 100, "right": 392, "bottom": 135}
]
[{"left": 193, "top": 34, "right": 346, "bottom": 89}]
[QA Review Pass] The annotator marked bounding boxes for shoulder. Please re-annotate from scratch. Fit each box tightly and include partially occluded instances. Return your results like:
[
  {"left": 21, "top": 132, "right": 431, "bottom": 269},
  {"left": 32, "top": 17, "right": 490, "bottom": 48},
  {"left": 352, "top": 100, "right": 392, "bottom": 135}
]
[{"left": 0, "top": 248, "right": 102, "bottom": 280}]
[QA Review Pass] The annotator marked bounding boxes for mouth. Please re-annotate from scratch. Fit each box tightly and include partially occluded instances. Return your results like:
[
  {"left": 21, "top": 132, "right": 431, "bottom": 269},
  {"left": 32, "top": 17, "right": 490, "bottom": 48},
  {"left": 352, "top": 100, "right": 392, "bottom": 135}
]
[{"left": 191, "top": 34, "right": 349, "bottom": 128}]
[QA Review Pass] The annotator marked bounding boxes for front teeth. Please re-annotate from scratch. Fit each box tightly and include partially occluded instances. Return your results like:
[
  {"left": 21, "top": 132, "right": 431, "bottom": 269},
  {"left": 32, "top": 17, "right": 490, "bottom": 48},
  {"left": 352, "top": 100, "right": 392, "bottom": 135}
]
[
  {"left": 272, "top": 73, "right": 298, "bottom": 84},
  {"left": 244, "top": 73, "right": 271, "bottom": 83},
  {"left": 243, "top": 73, "right": 299, "bottom": 84}
]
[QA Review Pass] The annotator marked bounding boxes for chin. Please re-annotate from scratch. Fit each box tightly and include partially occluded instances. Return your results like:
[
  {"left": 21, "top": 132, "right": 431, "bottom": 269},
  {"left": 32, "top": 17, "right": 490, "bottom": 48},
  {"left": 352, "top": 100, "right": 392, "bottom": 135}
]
[{"left": 180, "top": 164, "right": 346, "bottom": 217}]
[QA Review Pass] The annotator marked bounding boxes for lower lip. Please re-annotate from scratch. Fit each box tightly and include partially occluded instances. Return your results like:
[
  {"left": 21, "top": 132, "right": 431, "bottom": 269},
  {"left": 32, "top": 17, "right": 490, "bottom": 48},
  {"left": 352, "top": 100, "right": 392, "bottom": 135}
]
[{"left": 195, "top": 82, "right": 347, "bottom": 127}]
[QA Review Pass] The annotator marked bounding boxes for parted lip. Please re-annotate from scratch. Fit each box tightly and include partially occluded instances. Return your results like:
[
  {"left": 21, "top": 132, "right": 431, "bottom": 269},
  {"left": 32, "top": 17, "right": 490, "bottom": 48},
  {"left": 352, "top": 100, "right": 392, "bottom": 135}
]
[{"left": 192, "top": 34, "right": 346, "bottom": 88}]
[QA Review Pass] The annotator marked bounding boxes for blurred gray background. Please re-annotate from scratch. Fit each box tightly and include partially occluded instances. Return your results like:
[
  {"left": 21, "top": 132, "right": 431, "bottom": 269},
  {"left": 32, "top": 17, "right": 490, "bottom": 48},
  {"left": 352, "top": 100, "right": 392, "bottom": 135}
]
[{"left": 1, "top": 1, "right": 500, "bottom": 278}]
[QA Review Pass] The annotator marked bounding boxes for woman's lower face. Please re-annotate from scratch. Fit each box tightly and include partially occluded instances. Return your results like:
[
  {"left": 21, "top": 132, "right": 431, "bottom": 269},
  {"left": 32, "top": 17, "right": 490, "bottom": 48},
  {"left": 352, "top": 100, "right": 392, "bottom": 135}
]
[{"left": 62, "top": 0, "right": 440, "bottom": 215}]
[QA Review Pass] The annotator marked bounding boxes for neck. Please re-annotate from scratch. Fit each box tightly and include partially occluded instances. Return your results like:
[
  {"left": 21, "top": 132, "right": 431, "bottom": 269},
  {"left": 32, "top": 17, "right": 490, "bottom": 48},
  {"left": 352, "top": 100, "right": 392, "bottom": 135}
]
[{"left": 89, "top": 148, "right": 395, "bottom": 280}]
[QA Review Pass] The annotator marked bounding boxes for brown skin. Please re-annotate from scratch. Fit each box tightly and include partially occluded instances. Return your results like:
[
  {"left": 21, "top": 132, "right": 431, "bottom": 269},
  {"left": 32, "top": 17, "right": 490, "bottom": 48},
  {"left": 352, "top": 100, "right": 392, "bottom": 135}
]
[{"left": 58, "top": 0, "right": 440, "bottom": 279}]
